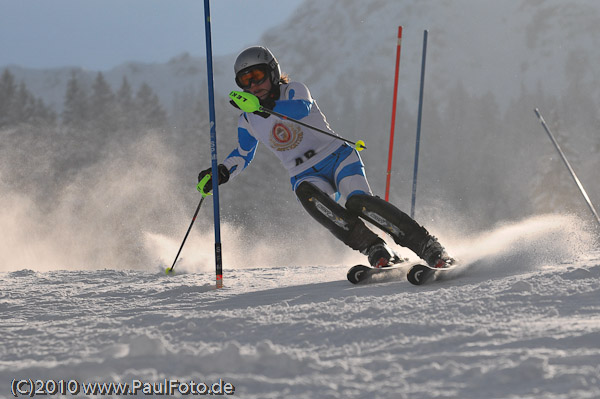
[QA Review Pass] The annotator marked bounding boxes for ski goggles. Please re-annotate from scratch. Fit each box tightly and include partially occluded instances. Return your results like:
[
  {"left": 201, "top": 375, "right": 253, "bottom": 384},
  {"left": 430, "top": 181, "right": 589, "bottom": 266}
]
[{"left": 236, "top": 67, "right": 268, "bottom": 89}]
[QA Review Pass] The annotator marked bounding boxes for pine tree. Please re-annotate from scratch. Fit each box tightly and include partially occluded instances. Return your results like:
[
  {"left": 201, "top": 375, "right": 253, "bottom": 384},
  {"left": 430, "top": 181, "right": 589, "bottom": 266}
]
[
  {"left": 116, "top": 76, "right": 135, "bottom": 129},
  {"left": 32, "top": 98, "right": 56, "bottom": 126},
  {"left": 0, "top": 69, "right": 17, "bottom": 127},
  {"left": 13, "top": 82, "right": 36, "bottom": 124},
  {"left": 90, "top": 72, "right": 116, "bottom": 132},
  {"left": 0, "top": 69, "right": 55, "bottom": 127},
  {"left": 171, "top": 87, "right": 206, "bottom": 135},
  {"left": 62, "top": 70, "right": 89, "bottom": 129},
  {"left": 135, "top": 83, "right": 167, "bottom": 128}
]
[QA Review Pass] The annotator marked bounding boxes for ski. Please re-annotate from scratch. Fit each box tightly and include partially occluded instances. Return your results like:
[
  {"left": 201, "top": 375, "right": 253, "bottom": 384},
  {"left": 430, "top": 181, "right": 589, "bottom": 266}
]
[
  {"left": 347, "top": 261, "right": 459, "bottom": 285},
  {"left": 347, "top": 260, "right": 410, "bottom": 284},
  {"left": 406, "top": 263, "right": 457, "bottom": 285}
]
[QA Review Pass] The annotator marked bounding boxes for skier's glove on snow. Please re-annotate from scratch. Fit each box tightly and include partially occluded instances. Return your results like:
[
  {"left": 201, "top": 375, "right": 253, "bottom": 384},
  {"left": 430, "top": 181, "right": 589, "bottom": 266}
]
[{"left": 197, "top": 164, "right": 230, "bottom": 193}]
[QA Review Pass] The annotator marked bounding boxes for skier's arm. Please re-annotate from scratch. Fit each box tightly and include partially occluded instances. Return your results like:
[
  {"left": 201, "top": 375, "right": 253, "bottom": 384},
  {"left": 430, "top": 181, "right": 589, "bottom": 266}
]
[
  {"left": 221, "top": 124, "right": 259, "bottom": 180},
  {"left": 197, "top": 124, "right": 257, "bottom": 194},
  {"left": 270, "top": 83, "right": 313, "bottom": 120},
  {"left": 271, "top": 98, "right": 311, "bottom": 120}
]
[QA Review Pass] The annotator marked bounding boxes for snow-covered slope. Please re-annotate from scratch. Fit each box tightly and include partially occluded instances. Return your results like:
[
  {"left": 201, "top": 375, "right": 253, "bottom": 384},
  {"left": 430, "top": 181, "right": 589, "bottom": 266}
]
[{"left": 2, "top": 214, "right": 599, "bottom": 398}]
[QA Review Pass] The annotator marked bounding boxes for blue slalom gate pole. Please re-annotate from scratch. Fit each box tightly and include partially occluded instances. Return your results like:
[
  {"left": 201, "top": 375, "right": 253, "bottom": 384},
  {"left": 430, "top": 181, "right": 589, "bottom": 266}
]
[
  {"left": 411, "top": 30, "right": 428, "bottom": 219},
  {"left": 203, "top": 0, "right": 223, "bottom": 288}
]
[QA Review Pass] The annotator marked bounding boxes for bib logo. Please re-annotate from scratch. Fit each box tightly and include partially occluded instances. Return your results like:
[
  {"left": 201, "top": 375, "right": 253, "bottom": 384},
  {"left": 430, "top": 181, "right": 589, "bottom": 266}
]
[{"left": 270, "top": 122, "right": 303, "bottom": 151}]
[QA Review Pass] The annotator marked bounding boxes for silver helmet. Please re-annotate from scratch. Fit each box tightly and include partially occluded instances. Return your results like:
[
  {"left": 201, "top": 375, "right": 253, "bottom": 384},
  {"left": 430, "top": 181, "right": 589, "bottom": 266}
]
[{"left": 234, "top": 46, "right": 281, "bottom": 88}]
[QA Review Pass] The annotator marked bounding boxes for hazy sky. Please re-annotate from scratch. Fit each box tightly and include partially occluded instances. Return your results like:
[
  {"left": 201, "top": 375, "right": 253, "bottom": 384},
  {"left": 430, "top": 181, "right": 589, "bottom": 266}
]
[{"left": 0, "top": 0, "right": 304, "bottom": 70}]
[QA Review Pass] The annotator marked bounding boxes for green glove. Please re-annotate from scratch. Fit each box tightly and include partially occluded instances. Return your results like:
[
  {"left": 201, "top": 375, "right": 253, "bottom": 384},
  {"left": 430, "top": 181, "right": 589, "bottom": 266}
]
[{"left": 196, "top": 164, "right": 230, "bottom": 197}]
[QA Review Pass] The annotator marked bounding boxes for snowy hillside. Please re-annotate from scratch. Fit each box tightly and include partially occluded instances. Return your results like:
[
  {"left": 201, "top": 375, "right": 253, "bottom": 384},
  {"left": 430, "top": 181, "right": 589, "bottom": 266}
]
[
  {"left": 2, "top": 214, "right": 599, "bottom": 398},
  {"left": 4, "top": 0, "right": 599, "bottom": 227},
  {"left": 264, "top": 0, "right": 600, "bottom": 108},
  {"left": 7, "top": 0, "right": 600, "bottom": 114}
]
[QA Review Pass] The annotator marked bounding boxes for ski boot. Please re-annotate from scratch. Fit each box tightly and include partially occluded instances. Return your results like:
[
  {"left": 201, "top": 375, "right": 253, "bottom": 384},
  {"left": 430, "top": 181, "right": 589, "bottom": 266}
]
[
  {"left": 420, "top": 236, "right": 454, "bottom": 268},
  {"left": 364, "top": 241, "right": 401, "bottom": 268},
  {"left": 347, "top": 241, "right": 403, "bottom": 284},
  {"left": 406, "top": 236, "right": 456, "bottom": 285}
]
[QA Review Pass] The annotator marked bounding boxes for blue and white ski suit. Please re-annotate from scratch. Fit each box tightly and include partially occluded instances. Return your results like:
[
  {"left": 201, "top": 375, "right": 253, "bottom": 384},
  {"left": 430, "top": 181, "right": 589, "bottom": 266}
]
[
  {"left": 219, "top": 81, "right": 447, "bottom": 266},
  {"left": 222, "top": 81, "right": 371, "bottom": 203}
]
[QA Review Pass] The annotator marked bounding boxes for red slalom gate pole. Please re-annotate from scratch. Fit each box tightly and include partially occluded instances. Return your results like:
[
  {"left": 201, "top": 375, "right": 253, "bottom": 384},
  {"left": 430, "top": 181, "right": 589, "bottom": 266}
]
[{"left": 385, "top": 26, "right": 403, "bottom": 201}]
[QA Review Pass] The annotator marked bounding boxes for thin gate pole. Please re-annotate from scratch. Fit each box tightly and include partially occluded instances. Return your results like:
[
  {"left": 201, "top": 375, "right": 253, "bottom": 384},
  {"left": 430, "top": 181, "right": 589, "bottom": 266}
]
[
  {"left": 385, "top": 26, "right": 403, "bottom": 201},
  {"left": 411, "top": 30, "right": 428, "bottom": 218},
  {"left": 534, "top": 108, "right": 600, "bottom": 226}
]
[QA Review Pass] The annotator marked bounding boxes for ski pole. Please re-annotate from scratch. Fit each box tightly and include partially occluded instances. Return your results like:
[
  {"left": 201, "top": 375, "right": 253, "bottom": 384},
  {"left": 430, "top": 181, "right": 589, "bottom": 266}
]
[
  {"left": 534, "top": 108, "right": 600, "bottom": 226},
  {"left": 229, "top": 91, "right": 366, "bottom": 151},
  {"left": 165, "top": 175, "right": 212, "bottom": 275}
]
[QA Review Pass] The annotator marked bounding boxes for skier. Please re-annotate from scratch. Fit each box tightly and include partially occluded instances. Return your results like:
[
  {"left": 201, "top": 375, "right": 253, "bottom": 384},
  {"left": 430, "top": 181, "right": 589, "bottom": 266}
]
[{"left": 197, "top": 45, "right": 453, "bottom": 269}]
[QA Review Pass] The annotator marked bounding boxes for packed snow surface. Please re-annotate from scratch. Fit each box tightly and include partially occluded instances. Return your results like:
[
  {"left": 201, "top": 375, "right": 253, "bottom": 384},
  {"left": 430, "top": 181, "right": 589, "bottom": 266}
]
[{"left": 1, "top": 214, "right": 599, "bottom": 398}]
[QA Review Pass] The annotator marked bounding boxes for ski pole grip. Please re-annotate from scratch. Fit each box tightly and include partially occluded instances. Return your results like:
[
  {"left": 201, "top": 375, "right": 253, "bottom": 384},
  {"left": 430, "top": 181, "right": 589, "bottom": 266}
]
[
  {"left": 355, "top": 140, "right": 366, "bottom": 151},
  {"left": 229, "top": 91, "right": 262, "bottom": 113},
  {"left": 196, "top": 174, "right": 213, "bottom": 198}
]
